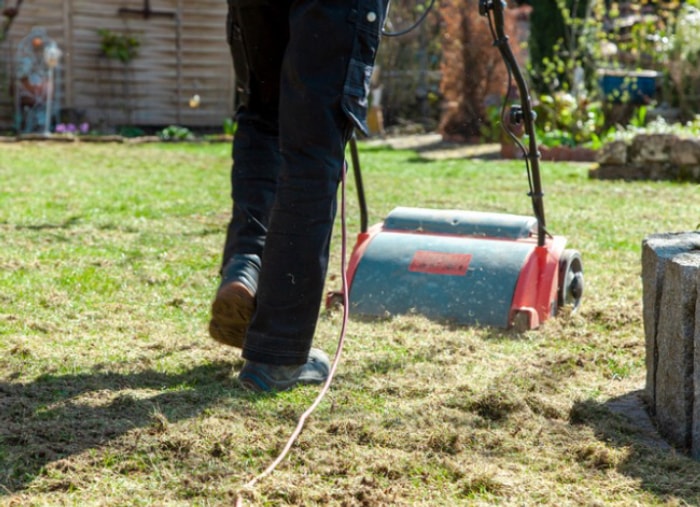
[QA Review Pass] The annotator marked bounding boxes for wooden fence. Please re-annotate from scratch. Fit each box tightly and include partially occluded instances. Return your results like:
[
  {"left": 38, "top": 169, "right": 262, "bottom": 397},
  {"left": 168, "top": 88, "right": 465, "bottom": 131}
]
[{"left": 0, "top": 0, "right": 235, "bottom": 132}]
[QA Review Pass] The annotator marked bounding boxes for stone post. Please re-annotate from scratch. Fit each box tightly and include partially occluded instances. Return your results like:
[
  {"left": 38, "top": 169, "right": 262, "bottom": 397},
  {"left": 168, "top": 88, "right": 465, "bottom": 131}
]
[{"left": 642, "top": 232, "right": 700, "bottom": 456}]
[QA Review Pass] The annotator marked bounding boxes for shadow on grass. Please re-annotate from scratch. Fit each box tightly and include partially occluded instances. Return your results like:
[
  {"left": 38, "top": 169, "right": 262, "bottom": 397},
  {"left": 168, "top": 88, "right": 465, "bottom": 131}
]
[
  {"left": 570, "top": 390, "right": 700, "bottom": 503},
  {"left": 0, "top": 361, "right": 246, "bottom": 495},
  {"left": 13, "top": 216, "right": 82, "bottom": 230},
  {"left": 405, "top": 156, "right": 438, "bottom": 164}
]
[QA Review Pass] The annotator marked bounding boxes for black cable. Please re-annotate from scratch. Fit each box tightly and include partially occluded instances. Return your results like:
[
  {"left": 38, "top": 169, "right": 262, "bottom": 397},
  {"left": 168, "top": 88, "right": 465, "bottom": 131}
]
[
  {"left": 382, "top": 0, "right": 436, "bottom": 38},
  {"left": 349, "top": 132, "right": 368, "bottom": 234}
]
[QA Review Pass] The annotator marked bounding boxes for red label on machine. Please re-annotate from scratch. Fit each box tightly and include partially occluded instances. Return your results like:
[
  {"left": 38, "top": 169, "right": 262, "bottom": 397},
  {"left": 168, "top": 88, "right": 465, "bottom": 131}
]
[{"left": 409, "top": 250, "right": 472, "bottom": 276}]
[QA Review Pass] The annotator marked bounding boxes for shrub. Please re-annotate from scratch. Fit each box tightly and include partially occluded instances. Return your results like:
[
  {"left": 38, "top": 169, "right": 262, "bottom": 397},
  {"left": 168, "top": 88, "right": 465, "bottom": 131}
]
[
  {"left": 528, "top": 0, "right": 596, "bottom": 95},
  {"left": 667, "top": 3, "right": 700, "bottom": 119},
  {"left": 159, "top": 125, "right": 194, "bottom": 141}
]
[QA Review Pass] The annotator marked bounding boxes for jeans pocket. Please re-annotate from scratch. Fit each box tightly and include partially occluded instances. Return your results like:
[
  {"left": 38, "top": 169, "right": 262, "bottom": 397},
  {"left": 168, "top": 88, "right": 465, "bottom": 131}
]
[{"left": 342, "top": 0, "right": 388, "bottom": 134}]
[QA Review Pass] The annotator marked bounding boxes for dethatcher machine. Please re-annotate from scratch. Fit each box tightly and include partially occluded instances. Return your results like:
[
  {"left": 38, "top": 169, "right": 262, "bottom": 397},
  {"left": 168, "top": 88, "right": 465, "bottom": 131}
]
[{"left": 329, "top": 0, "right": 584, "bottom": 331}]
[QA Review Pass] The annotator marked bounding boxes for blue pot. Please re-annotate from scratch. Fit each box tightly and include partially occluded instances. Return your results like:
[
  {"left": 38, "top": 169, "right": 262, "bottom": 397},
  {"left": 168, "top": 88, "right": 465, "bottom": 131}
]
[{"left": 598, "top": 70, "right": 659, "bottom": 104}]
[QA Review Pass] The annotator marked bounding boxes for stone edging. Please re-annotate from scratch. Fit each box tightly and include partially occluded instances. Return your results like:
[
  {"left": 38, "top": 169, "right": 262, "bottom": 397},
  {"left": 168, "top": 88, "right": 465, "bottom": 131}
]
[{"left": 590, "top": 134, "right": 700, "bottom": 182}]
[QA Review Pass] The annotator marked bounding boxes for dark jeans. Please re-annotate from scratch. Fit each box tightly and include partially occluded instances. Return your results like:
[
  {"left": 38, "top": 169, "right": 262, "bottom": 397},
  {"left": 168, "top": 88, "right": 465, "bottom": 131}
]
[{"left": 222, "top": 0, "right": 388, "bottom": 365}]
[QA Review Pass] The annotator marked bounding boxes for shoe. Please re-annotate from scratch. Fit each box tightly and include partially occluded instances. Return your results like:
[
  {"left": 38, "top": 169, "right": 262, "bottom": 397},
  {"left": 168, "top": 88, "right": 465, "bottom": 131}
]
[
  {"left": 238, "top": 348, "right": 331, "bottom": 392},
  {"left": 208, "top": 254, "right": 260, "bottom": 349},
  {"left": 209, "top": 281, "right": 255, "bottom": 348}
]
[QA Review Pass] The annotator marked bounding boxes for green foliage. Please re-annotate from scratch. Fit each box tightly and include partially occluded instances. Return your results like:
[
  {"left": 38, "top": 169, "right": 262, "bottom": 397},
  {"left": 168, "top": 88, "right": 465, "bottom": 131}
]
[
  {"left": 159, "top": 125, "right": 195, "bottom": 141},
  {"left": 119, "top": 125, "right": 145, "bottom": 138},
  {"left": 525, "top": 1, "right": 700, "bottom": 146},
  {"left": 523, "top": 0, "right": 611, "bottom": 147},
  {"left": 222, "top": 118, "right": 237, "bottom": 137},
  {"left": 528, "top": 0, "right": 565, "bottom": 87},
  {"left": 666, "top": 3, "right": 700, "bottom": 115},
  {"left": 669, "top": 4, "right": 700, "bottom": 63},
  {"left": 629, "top": 105, "right": 648, "bottom": 128},
  {"left": 98, "top": 29, "right": 140, "bottom": 64},
  {"left": 606, "top": 114, "right": 700, "bottom": 143},
  {"left": 528, "top": 0, "right": 592, "bottom": 93},
  {"left": 533, "top": 92, "right": 605, "bottom": 148},
  {"left": 594, "top": 2, "right": 700, "bottom": 118},
  {"left": 479, "top": 104, "right": 505, "bottom": 143}
]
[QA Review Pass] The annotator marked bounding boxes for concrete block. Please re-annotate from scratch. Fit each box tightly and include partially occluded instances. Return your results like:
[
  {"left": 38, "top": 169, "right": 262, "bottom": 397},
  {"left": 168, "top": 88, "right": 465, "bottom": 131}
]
[{"left": 642, "top": 232, "right": 700, "bottom": 454}]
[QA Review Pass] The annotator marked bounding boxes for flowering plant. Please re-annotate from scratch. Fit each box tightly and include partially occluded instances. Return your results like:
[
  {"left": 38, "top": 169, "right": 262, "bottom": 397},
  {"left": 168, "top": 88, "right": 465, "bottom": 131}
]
[{"left": 55, "top": 122, "right": 90, "bottom": 135}]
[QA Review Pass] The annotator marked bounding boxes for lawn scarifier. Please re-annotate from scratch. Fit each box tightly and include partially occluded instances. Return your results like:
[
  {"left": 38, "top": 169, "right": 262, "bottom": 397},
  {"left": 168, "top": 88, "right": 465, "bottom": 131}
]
[{"left": 329, "top": 0, "right": 584, "bottom": 331}]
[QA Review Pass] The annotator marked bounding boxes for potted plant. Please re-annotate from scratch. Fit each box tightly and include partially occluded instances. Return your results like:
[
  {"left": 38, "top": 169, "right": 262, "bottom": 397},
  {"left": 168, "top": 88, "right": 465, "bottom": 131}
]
[{"left": 594, "top": 2, "right": 672, "bottom": 105}]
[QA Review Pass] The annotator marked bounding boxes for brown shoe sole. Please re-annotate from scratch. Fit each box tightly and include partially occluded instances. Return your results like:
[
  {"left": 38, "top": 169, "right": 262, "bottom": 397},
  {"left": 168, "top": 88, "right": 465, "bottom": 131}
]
[{"left": 208, "top": 281, "right": 255, "bottom": 348}]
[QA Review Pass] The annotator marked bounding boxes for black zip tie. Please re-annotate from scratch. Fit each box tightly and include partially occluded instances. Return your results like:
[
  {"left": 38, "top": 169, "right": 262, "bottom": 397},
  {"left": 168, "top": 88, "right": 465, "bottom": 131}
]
[{"left": 492, "top": 35, "right": 509, "bottom": 47}]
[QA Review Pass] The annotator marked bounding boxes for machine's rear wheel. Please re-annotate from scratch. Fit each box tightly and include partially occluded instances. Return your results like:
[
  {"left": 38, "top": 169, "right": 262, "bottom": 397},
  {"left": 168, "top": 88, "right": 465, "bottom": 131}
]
[{"left": 557, "top": 249, "right": 584, "bottom": 312}]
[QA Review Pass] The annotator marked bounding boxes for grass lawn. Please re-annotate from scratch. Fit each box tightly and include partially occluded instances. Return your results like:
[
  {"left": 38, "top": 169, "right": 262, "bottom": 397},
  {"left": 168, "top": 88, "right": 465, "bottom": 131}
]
[{"left": 1, "top": 139, "right": 699, "bottom": 506}]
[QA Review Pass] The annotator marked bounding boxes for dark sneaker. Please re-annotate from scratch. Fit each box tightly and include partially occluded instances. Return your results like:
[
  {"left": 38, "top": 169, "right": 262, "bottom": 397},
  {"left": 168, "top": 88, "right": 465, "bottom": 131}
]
[
  {"left": 238, "top": 348, "right": 331, "bottom": 392},
  {"left": 208, "top": 254, "right": 260, "bottom": 349},
  {"left": 208, "top": 281, "right": 255, "bottom": 348}
]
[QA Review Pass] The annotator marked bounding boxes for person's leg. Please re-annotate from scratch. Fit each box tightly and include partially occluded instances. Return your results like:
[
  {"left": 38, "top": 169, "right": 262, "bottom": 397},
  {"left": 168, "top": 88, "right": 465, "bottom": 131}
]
[
  {"left": 209, "top": 0, "right": 291, "bottom": 348},
  {"left": 240, "top": 0, "right": 388, "bottom": 369}
]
